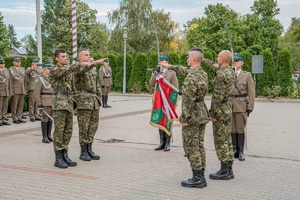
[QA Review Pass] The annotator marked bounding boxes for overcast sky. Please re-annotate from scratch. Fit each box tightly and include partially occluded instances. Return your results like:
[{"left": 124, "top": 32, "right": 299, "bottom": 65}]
[{"left": 0, "top": 0, "right": 299, "bottom": 40}]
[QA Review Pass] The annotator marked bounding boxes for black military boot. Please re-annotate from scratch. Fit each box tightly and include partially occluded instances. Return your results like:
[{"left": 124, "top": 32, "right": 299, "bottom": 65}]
[
  {"left": 181, "top": 169, "right": 207, "bottom": 188},
  {"left": 238, "top": 133, "right": 245, "bottom": 161},
  {"left": 80, "top": 144, "right": 91, "bottom": 161},
  {"left": 231, "top": 133, "right": 239, "bottom": 158},
  {"left": 47, "top": 121, "right": 53, "bottom": 142},
  {"left": 102, "top": 95, "right": 108, "bottom": 108},
  {"left": 62, "top": 149, "right": 77, "bottom": 167},
  {"left": 200, "top": 168, "right": 207, "bottom": 186},
  {"left": 54, "top": 150, "right": 68, "bottom": 168},
  {"left": 209, "top": 162, "right": 231, "bottom": 180},
  {"left": 41, "top": 122, "right": 50, "bottom": 143},
  {"left": 87, "top": 143, "right": 100, "bottom": 160},
  {"left": 155, "top": 130, "right": 165, "bottom": 150},
  {"left": 164, "top": 133, "right": 171, "bottom": 151},
  {"left": 228, "top": 161, "right": 234, "bottom": 179},
  {"left": 105, "top": 95, "right": 111, "bottom": 108}
]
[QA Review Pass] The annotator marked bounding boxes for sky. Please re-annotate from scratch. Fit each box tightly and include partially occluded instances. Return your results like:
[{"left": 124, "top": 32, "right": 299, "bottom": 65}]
[{"left": 0, "top": 0, "right": 299, "bottom": 40}]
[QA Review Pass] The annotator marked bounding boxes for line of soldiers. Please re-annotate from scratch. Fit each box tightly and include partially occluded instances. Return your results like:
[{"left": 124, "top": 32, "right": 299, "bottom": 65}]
[
  {"left": 0, "top": 56, "right": 42, "bottom": 126},
  {"left": 159, "top": 49, "right": 255, "bottom": 188}
]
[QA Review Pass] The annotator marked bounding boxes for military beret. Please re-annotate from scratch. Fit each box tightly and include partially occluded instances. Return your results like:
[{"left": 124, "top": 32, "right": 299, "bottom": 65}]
[
  {"left": 234, "top": 53, "right": 246, "bottom": 62},
  {"left": 43, "top": 58, "right": 53, "bottom": 64},
  {"left": 74, "top": 57, "right": 80, "bottom": 62},
  {"left": 31, "top": 57, "right": 40, "bottom": 63},
  {"left": 104, "top": 59, "right": 110, "bottom": 62},
  {"left": 0, "top": 58, "right": 5, "bottom": 63},
  {"left": 159, "top": 53, "right": 170, "bottom": 62},
  {"left": 12, "top": 57, "right": 21, "bottom": 62}
]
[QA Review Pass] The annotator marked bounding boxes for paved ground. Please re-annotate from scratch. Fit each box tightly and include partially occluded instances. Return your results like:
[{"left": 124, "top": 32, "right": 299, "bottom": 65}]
[{"left": 1, "top": 94, "right": 300, "bottom": 200}]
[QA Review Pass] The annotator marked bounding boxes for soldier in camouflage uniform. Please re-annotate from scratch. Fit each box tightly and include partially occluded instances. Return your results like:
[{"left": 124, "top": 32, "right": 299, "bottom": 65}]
[
  {"left": 25, "top": 57, "right": 43, "bottom": 122},
  {"left": 74, "top": 49, "right": 105, "bottom": 161},
  {"left": 50, "top": 49, "right": 96, "bottom": 169},
  {"left": 0, "top": 58, "right": 10, "bottom": 126},
  {"left": 202, "top": 50, "right": 235, "bottom": 180},
  {"left": 99, "top": 59, "right": 112, "bottom": 108},
  {"left": 35, "top": 58, "right": 54, "bottom": 143},
  {"left": 160, "top": 48, "right": 210, "bottom": 188}
]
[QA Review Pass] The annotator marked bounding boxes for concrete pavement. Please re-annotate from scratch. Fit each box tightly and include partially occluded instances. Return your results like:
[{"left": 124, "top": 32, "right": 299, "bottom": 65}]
[{"left": 0, "top": 94, "right": 300, "bottom": 200}]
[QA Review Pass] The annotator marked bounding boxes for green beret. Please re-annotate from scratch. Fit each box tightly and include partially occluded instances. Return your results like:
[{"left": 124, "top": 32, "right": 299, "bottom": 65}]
[
  {"left": 234, "top": 53, "right": 246, "bottom": 62},
  {"left": 31, "top": 57, "right": 40, "bottom": 63},
  {"left": 0, "top": 58, "right": 5, "bottom": 63},
  {"left": 104, "top": 59, "right": 110, "bottom": 63},
  {"left": 43, "top": 58, "right": 53, "bottom": 64},
  {"left": 12, "top": 57, "right": 21, "bottom": 62},
  {"left": 74, "top": 57, "right": 80, "bottom": 61},
  {"left": 159, "top": 55, "right": 170, "bottom": 61},
  {"left": 43, "top": 63, "right": 53, "bottom": 68}
]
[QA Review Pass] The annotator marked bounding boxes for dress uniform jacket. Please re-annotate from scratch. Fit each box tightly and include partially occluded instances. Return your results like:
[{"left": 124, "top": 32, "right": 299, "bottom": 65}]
[
  {"left": 0, "top": 68, "right": 10, "bottom": 96},
  {"left": 34, "top": 74, "right": 54, "bottom": 107},
  {"left": 26, "top": 67, "right": 43, "bottom": 91},
  {"left": 9, "top": 66, "right": 26, "bottom": 95},
  {"left": 149, "top": 69, "right": 179, "bottom": 89},
  {"left": 99, "top": 66, "right": 112, "bottom": 87},
  {"left": 231, "top": 70, "right": 255, "bottom": 112}
]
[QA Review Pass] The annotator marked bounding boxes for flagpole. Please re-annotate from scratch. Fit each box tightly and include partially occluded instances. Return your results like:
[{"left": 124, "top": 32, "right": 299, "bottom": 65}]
[{"left": 72, "top": 0, "right": 77, "bottom": 59}]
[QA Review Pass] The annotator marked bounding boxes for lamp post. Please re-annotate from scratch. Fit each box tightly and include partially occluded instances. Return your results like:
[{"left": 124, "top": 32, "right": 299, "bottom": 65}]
[
  {"left": 122, "top": 27, "right": 128, "bottom": 94},
  {"left": 36, "top": 0, "right": 42, "bottom": 63}
]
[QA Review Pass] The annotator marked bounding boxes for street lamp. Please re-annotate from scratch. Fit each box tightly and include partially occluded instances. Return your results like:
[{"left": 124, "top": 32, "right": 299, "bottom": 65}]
[{"left": 122, "top": 27, "right": 128, "bottom": 94}]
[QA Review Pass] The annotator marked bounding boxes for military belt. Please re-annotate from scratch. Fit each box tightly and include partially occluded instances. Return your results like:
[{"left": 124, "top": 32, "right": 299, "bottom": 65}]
[
  {"left": 233, "top": 94, "right": 247, "bottom": 98},
  {"left": 79, "top": 89, "right": 96, "bottom": 94},
  {"left": 195, "top": 98, "right": 204, "bottom": 103},
  {"left": 41, "top": 93, "right": 53, "bottom": 95},
  {"left": 54, "top": 91, "right": 69, "bottom": 95}
]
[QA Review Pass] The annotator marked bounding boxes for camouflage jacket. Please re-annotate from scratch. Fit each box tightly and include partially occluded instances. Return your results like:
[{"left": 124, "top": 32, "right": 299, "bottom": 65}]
[
  {"left": 74, "top": 66, "right": 101, "bottom": 110},
  {"left": 170, "top": 65, "right": 210, "bottom": 125},
  {"left": 50, "top": 64, "right": 92, "bottom": 111},
  {"left": 210, "top": 65, "right": 235, "bottom": 120}
]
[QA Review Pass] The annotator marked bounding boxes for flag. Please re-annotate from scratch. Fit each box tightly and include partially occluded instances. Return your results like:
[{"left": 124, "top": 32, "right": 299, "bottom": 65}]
[{"left": 150, "top": 76, "right": 179, "bottom": 136}]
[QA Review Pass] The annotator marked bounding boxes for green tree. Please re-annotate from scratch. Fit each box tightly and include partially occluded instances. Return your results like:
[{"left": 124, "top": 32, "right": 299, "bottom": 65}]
[
  {"left": 107, "top": 0, "right": 173, "bottom": 55},
  {"left": 250, "top": 0, "right": 283, "bottom": 54},
  {"left": 0, "top": 12, "right": 11, "bottom": 56},
  {"left": 241, "top": 50, "right": 252, "bottom": 72},
  {"left": 114, "top": 53, "right": 133, "bottom": 92},
  {"left": 8, "top": 24, "right": 21, "bottom": 48},
  {"left": 41, "top": 0, "right": 109, "bottom": 55},
  {"left": 202, "top": 50, "right": 215, "bottom": 94},
  {"left": 128, "top": 52, "right": 149, "bottom": 93},
  {"left": 20, "top": 34, "right": 37, "bottom": 56},
  {"left": 276, "top": 48, "right": 293, "bottom": 96}
]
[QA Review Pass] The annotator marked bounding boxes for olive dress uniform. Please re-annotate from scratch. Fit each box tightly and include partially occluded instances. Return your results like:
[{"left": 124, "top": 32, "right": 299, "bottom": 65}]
[
  {"left": 149, "top": 68, "right": 179, "bottom": 151},
  {"left": 231, "top": 54, "right": 255, "bottom": 161},
  {"left": 26, "top": 58, "right": 43, "bottom": 122},
  {"left": 34, "top": 64, "right": 54, "bottom": 143},
  {"left": 9, "top": 57, "right": 27, "bottom": 123},
  {"left": 0, "top": 59, "right": 10, "bottom": 126},
  {"left": 99, "top": 61, "right": 112, "bottom": 108}
]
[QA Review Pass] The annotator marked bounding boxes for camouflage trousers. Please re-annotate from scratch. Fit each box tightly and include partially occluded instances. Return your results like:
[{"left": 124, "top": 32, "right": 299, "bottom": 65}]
[
  {"left": 182, "top": 123, "right": 206, "bottom": 170},
  {"left": 41, "top": 106, "right": 53, "bottom": 122},
  {"left": 53, "top": 110, "right": 73, "bottom": 151},
  {"left": 77, "top": 109, "right": 99, "bottom": 145},
  {"left": 212, "top": 119, "right": 234, "bottom": 163}
]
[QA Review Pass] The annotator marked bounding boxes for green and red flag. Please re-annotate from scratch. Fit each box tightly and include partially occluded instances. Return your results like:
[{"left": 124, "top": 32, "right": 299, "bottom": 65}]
[{"left": 150, "top": 76, "right": 179, "bottom": 136}]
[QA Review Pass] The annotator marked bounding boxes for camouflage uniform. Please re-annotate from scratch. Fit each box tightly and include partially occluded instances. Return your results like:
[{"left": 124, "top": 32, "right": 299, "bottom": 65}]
[
  {"left": 74, "top": 66, "right": 101, "bottom": 161},
  {"left": 203, "top": 58, "right": 235, "bottom": 180},
  {"left": 170, "top": 65, "right": 210, "bottom": 170},
  {"left": 50, "top": 63, "right": 82, "bottom": 151}
]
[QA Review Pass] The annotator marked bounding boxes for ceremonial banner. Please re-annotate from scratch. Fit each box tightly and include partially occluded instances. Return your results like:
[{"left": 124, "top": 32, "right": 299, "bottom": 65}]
[{"left": 150, "top": 76, "right": 179, "bottom": 136}]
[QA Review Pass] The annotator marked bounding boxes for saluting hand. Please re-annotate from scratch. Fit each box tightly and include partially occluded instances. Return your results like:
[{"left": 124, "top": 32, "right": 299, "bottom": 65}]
[
  {"left": 181, "top": 122, "right": 188, "bottom": 127},
  {"left": 94, "top": 58, "right": 108, "bottom": 65},
  {"left": 159, "top": 61, "right": 171, "bottom": 68}
]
